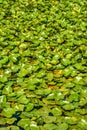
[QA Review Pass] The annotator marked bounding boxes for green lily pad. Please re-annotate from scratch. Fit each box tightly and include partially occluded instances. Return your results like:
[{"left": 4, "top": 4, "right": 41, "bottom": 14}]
[
  {"left": 62, "top": 104, "right": 74, "bottom": 110},
  {"left": 9, "top": 126, "right": 20, "bottom": 130},
  {"left": 37, "top": 70, "right": 46, "bottom": 78},
  {"left": 0, "top": 56, "right": 8, "bottom": 64},
  {"left": 73, "top": 76, "right": 84, "bottom": 84},
  {"left": 25, "top": 103, "right": 34, "bottom": 111},
  {"left": 58, "top": 123, "right": 68, "bottom": 130},
  {"left": 18, "top": 68, "right": 28, "bottom": 77},
  {"left": 79, "top": 99, "right": 87, "bottom": 107},
  {"left": 6, "top": 118, "right": 17, "bottom": 124},
  {"left": 2, "top": 85, "right": 12, "bottom": 95},
  {"left": 11, "top": 65, "right": 19, "bottom": 72},
  {"left": 0, "top": 127, "right": 10, "bottom": 130},
  {"left": 61, "top": 58, "right": 71, "bottom": 66},
  {"left": 64, "top": 117, "right": 77, "bottom": 125},
  {"left": 0, "top": 118, "right": 7, "bottom": 125},
  {"left": 15, "top": 88, "right": 25, "bottom": 96},
  {"left": 0, "top": 95, "right": 6, "bottom": 104},
  {"left": 44, "top": 123, "right": 57, "bottom": 130},
  {"left": 17, "top": 95, "right": 29, "bottom": 104},
  {"left": 69, "top": 93, "right": 79, "bottom": 102},
  {"left": 83, "top": 50, "right": 87, "bottom": 57},
  {"left": 17, "top": 118, "right": 30, "bottom": 129},
  {"left": 74, "top": 63, "right": 84, "bottom": 70},
  {"left": 55, "top": 92, "right": 65, "bottom": 101},
  {"left": 75, "top": 108, "right": 87, "bottom": 115},
  {"left": 43, "top": 88, "right": 52, "bottom": 95},
  {"left": 44, "top": 116, "right": 56, "bottom": 123},
  {"left": 51, "top": 59, "right": 58, "bottom": 65},
  {"left": 78, "top": 119, "right": 87, "bottom": 129},
  {"left": 47, "top": 93, "right": 55, "bottom": 100},
  {"left": 51, "top": 107, "right": 62, "bottom": 116},
  {"left": 30, "top": 121, "right": 40, "bottom": 130},
  {"left": 12, "top": 103, "right": 24, "bottom": 111},
  {"left": 64, "top": 82, "right": 75, "bottom": 88},
  {"left": 47, "top": 73, "right": 54, "bottom": 81},
  {"left": 0, "top": 75, "right": 8, "bottom": 83},
  {"left": 35, "top": 89, "right": 44, "bottom": 95},
  {"left": 2, "top": 107, "right": 15, "bottom": 118},
  {"left": 62, "top": 68, "right": 71, "bottom": 77}
]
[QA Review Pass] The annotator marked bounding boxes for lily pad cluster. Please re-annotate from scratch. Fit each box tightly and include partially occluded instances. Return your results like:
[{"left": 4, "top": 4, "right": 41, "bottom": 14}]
[{"left": 0, "top": 0, "right": 87, "bottom": 130}]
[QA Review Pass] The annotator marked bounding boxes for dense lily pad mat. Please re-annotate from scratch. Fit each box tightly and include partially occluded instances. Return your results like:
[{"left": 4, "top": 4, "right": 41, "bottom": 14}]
[{"left": 0, "top": 0, "right": 87, "bottom": 130}]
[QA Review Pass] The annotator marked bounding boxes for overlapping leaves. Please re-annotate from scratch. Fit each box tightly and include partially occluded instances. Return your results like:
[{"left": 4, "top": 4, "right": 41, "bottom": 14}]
[{"left": 0, "top": 0, "right": 87, "bottom": 130}]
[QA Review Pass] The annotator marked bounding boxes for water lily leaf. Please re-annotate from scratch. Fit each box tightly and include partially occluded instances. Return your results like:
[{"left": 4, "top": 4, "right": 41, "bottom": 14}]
[
  {"left": 0, "top": 127, "right": 10, "bottom": 130},
  {"left": 25, "top": 121, "right": 38, "bottom": 130},
  {"left": 69, "top": 93, "right": 79, "bottom": 102},
  {"left": 0, "top": 75, "right": 7, "bottom": 83},
  {"left": 27, "top": 85, "right": 36, "bottom": 90},
  {"left": 30, "top": 124, "right": 40, "bottom": 130},
  {"left": 17, "top": 118, "right": 30, "bottom": 129},
  {"left": 0, "top": 118, "right": 7, "bottom": 125},
  {"left": 44, "top": 123, "right": 57, "bottom": 130},
  {"left": 73, "top": 76, "right": 83, "bottom": 84},
  {"left": 48, "top": 81, "right": 56, "bottom": 85},
  {"left": 11, "top": 65, "right": 19, "bottom": 72},
  {"left": 64, "top": 82, "right": 74, "bottom": 88},
  {"left": 43, "top": 88, "right": 52, "bottom": 95},
  {"left": 55, "top": 92, "right": 65, "bottom": 101},
  {"left": 9, "top": 53, "right": 19, "bottom": 63},
  {"left": 51, "top": 107, "right": 62, "bottom": 116},
  {"left": 62, "top": 68, "right": 71, "bottom": 77},
  {"left": 71, "top": 70, "right": 77, "bottom": 77},
  {"left": 58, "top": 123, "right": 68, "bottom": 130},
  {"left": 47, "top": 93, "right": 55, "bottom": 100},
  {"left": 32, "top": 65, "right": 40, "bottom": 72},
  {"left": 37, "top": 70, "right": 46, "bottom": 78},
  {"left": 18, "top": 68, "right": 28, "bottom": 77},
  {"left": 20, "top": 111, "right": 35, "bottom": 118},
  {"left": 36, "top": 117, "right": 44, "bottom": 126},
  {"left": 65, "top": 48, "right": 72, "bottom": 54},
  {"left": 28, "top": 78, "right": 40, "bottom": 85},
  {"left": 9, "top": 126, "right": 20, "bottom": 130},
  {"left": 47, "top": 73, "right": 54, "bottom": 81},
  {"left": 17, "top": 95, "right": 29, "bottom": 104},
  {"left": 35, "top": 89, "right": 44, "bottom": 95},
  {"left": 64, "top": 117, "right": 77, "bottom": 125},
  {"left": 2, "top": 85, "right": 12, "bottom": 95},
  {"left": 15, "top": 88, "right": 25, "bottom": 96},
  {"left": 0, "top": 56, "right": 8, "bottom": 64},
  {"left": 19, "top": 43, "right": 28, "bottom": 49},
  {"left": 74, "top": 63, "right": 84, "bottom": 70},
  {"left": 75, "top": 108, "right": 87, "bottom": 115},
  {"left": 79, "top": 97, "right": 87, "bottom": 107},
  {"left": 74, "top": 54, "right": 82, "bottom": 60},
  {"left": 44, "top": 116, "right": 56, "bottom": 123},
  {"left": 51, "top": 59, "right": 58, "bottom": 65},
  {"left": 0, "top": 95, "right": 6, "bottom": 104},
  {"left": 61, "top": 58, "right": 71, "bottom": 66},
  {"left": 6, "top": 118, "right": 17, "bottom": 124},
  {"left": 12, "top": 103, "right": 24, "bottom": 111},
  {"left": 83, "top": 50, "right": 87, "bottom": 57},
  {"left": 25, "top": 103, "right": 34, "bottom": 111},
  {"left": 78, "top": 119, "right": 87, "bottom": 129},
  {"left": 63, "top": 104, "right": 74, "bottom": 110},
  {"left": 2, "top": 107, "right": 16, "bottom": 118},
  {"left": 53, "top": 70, "right": 62, "bottom": 78}
]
